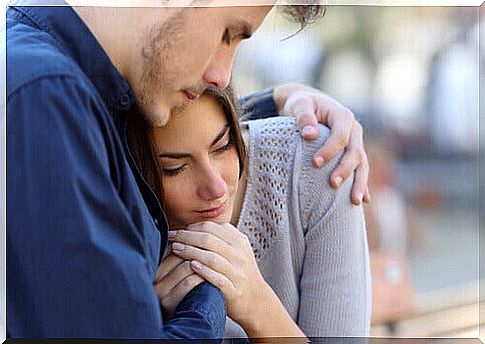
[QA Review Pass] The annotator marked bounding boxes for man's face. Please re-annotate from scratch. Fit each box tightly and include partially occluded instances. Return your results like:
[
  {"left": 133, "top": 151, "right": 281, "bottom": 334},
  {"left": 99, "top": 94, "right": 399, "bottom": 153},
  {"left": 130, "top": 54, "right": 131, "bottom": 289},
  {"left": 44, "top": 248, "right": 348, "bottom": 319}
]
[{"left": 129, "top": 5, "right": 271, "bottom": 127}]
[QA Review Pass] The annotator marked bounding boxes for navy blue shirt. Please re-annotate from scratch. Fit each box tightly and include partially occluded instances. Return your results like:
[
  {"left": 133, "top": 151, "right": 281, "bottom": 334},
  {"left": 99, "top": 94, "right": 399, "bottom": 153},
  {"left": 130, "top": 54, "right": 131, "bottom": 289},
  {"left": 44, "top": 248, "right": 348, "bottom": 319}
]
[{"left": 6, "top": 4, "right": 276, "bottom": 339}]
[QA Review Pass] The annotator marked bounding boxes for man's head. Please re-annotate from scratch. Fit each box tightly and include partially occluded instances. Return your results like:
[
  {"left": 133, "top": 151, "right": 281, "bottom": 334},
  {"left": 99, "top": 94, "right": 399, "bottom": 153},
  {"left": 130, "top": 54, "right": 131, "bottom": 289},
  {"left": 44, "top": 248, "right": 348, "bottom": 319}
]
[
  {"left": 132, "top": 5, "right": 271, "bottom": 127},
  {"left": 73, "top": 2, "right": 325, "bottom": 126}
]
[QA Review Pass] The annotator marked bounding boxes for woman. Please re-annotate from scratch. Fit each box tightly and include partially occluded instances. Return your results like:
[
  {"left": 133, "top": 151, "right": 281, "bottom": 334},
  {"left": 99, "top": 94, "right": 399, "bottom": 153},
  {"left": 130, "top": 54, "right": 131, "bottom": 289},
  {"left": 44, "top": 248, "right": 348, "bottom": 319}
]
[{"left": 127, "top": 86, "right": 371, "bottom": 338}]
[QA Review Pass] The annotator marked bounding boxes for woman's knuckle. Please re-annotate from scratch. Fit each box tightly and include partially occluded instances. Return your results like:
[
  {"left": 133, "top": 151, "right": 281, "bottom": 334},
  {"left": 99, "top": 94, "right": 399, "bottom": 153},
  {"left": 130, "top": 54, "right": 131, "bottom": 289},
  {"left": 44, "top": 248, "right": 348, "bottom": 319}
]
[{"left": 207, "top": 253, "right": 218, "bottom": 267}]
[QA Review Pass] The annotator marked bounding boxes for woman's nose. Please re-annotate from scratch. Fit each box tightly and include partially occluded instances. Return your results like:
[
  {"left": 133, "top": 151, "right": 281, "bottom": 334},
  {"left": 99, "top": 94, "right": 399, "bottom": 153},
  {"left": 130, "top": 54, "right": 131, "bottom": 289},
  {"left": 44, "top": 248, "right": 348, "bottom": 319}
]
[{"left": 197, "top": 166, "right": 227, "bottom": 201}]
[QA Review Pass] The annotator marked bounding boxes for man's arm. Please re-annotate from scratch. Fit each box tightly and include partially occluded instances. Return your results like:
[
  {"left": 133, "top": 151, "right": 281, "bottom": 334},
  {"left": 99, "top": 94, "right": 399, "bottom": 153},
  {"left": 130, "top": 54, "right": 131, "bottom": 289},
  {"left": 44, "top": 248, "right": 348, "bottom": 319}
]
[
  {"left": 239, "top": 83, "right": 370, "bottom": 205},
  {"left": 7, "top": 77, "right": 225, "bottom": 339}
]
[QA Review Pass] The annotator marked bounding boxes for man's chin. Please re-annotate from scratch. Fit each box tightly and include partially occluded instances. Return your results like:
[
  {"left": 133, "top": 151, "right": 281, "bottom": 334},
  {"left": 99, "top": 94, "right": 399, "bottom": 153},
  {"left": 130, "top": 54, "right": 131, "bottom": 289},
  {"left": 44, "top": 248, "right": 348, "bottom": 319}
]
[{"left": 144, "top": 108, "right": 170, "bottom": 128}]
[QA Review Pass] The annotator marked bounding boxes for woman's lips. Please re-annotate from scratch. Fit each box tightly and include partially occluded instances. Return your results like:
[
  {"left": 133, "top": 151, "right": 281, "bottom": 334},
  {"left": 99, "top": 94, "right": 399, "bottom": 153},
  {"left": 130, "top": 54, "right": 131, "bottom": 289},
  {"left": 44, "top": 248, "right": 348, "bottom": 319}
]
[{"left": 195, "top": 201, "right": 227, "bottom": 219}]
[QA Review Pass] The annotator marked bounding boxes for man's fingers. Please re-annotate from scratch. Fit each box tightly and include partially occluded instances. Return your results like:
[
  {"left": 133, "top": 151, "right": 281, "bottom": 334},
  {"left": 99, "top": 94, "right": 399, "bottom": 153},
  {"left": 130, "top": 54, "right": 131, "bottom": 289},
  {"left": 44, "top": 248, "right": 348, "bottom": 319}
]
[
  {"left": 154, "top": 260, "right": 194, "bottom": 299},
  {"left": 167, "top": 274, "right": 205, "bottom": 306},
  {"left": 312, "top": 120, "right": 352, "bottom": 168},
  {"left": 349, "top": 164, "right": 369, "bottom": 206},
  {"left": 329, "top": 150, "right": 358, "bottom": 190},
  {"left": 190, "top": 260, "right": 234, "bottom": 297},
  {"left": 363, "top": 186, "right": 371, "bottom": 204},
  {"left": 282, "top": 91, "right": 321, "bottom": 140},
  {"left": 296, "top": 113, "right": 320, "bottom": 140},
  {"left": 155, "top": 254, "right": 185, "bottom": 283},
  {"left": 162, "top": 274, "right": 205, "bottom": 317}
]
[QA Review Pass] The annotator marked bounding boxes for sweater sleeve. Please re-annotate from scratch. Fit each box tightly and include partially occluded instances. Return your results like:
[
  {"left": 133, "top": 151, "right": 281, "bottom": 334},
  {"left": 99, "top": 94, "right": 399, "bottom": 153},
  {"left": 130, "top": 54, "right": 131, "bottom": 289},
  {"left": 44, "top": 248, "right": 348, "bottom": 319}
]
[{"left": 296, "top": 124, "right": 372, "bottom": 337}]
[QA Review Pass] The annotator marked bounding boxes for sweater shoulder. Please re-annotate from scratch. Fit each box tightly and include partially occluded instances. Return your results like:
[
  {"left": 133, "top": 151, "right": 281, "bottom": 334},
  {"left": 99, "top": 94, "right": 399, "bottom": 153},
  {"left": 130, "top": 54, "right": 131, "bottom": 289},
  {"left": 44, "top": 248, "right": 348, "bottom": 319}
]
[{"left": 244, "top": 117, "right": 336, "bottom": 233}]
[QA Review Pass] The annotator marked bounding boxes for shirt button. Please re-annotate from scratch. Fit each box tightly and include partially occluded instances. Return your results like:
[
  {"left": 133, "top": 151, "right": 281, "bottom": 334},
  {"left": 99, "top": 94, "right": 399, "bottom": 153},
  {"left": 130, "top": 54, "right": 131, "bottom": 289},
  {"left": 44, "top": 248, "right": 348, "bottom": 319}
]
[
  {"left": 153, "top": 218, "right": 159, "bottom": 226},
  {"left": 120, "top": 95, "right": 130, "bottom": 106}
]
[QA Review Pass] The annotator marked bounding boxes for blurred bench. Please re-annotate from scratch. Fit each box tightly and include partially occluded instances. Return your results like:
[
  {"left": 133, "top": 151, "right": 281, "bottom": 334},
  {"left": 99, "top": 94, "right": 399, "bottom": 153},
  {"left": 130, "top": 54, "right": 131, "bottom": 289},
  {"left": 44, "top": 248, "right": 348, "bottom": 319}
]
[{"left": 371, "top": 281, "right": 482, "bottom": 337}]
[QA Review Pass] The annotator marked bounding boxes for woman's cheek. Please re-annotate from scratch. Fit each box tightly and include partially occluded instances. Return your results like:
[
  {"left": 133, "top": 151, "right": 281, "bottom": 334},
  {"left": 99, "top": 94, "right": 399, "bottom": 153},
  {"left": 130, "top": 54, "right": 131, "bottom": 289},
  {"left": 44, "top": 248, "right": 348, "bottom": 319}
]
[
  {"left": 223, "top": 150, "right": 240, "bottom": 188},
  {"left": 162, "top": 178, "right": 194, "bottom": 226}
]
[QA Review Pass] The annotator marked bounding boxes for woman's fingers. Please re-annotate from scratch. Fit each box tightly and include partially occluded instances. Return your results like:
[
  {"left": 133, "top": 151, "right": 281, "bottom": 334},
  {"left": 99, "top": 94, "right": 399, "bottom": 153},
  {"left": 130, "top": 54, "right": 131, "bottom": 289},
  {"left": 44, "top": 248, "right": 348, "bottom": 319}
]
[
  {"left": 168, "top": 222, "right": 236, "bottom": 255},
  {"left": 171, "top": 242, "right": 235, "bottom": 277},
  {"left": 188, "top": 221, "right": 241, "bottom": 243},
  {"left": 190, "top": 260, "right": 234, "bottom": 297}
]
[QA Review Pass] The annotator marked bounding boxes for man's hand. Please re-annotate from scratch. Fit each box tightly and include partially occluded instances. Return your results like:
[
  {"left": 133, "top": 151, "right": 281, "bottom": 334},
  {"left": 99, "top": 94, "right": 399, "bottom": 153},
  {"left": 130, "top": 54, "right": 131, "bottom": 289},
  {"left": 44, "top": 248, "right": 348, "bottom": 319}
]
[
  {"left": 153, "top": 254, "right": 204, "bottom": 319},
  {"left": 274, "top": 83, "right": 370, "bottom": 205}
]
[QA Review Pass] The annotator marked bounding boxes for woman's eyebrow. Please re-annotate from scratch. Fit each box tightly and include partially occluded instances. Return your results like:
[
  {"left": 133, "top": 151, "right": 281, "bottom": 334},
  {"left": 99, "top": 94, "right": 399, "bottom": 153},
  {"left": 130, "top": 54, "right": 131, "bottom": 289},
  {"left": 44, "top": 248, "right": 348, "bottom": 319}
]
[
  {"left": 210, "top": 125, "right": 230, "bottom": 148},
  {"left": 158, "top": 151, "right": 191, "bottom": 159},
  {"left": 158, "top": 125, "right": 230, "bottom": 158}
]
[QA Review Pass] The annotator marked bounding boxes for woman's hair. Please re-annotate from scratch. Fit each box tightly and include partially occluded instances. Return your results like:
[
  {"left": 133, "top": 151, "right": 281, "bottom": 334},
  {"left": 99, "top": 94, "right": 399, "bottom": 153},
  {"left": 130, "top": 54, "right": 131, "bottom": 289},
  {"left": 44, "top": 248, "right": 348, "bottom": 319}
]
[{"left": 126, "top": 85, "right": 247, "bottom": 202}]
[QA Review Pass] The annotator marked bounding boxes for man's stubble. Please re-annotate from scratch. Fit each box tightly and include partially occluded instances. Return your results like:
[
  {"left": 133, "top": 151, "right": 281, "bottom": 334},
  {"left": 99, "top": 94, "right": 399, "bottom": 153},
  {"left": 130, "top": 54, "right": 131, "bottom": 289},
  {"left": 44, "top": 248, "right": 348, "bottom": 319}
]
[{"left": 137, "top": 10, "right": 188, "bottom": 127}]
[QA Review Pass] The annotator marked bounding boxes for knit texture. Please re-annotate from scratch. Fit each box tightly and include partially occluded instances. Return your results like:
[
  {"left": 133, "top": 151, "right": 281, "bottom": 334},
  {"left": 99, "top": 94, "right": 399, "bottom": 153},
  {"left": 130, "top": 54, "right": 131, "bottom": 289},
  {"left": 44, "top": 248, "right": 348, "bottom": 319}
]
[{"left": 224, "top": 117, "right": 371, "bottom": 338}]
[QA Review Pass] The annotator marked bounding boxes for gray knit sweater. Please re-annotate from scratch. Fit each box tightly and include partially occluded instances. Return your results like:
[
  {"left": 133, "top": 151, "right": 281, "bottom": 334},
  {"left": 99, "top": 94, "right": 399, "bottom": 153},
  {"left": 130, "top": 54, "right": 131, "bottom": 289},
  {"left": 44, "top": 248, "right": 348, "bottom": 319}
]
[{"left": 224, "top": 117, "right": 371, "bottom": 338}]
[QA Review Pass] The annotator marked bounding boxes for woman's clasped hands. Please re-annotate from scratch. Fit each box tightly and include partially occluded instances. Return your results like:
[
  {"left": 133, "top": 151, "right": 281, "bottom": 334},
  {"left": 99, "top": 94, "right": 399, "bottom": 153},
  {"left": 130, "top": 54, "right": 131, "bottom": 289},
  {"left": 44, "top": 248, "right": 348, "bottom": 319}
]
[{"left": 153, "top": 221, "right": 272, "bottom": 334}]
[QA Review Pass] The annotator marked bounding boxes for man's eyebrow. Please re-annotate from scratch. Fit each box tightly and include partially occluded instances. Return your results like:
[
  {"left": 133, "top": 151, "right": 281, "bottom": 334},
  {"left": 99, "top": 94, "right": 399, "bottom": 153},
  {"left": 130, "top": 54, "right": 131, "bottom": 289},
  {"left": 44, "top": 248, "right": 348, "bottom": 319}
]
[{"left": 211, "top": 125, "right": 230, "bottom": 147}]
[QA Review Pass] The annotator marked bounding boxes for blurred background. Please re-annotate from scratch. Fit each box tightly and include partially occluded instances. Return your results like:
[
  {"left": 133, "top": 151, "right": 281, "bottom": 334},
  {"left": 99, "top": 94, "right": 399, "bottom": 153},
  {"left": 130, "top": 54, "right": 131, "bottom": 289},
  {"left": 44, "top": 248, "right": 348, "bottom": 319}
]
[{"left": 233, "top": 4, "right": 481, "bottom": 338}]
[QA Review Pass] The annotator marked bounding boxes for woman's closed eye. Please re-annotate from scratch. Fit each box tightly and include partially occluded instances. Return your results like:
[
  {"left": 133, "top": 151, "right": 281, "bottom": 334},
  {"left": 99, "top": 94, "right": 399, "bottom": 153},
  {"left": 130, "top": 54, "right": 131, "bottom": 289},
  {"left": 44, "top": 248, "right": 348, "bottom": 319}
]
[
  {"left": 213, "top": 136, "right": 234, "bottom": 154},
  {"left": 162, "top": 164, "right": 187, "bottom": 177}
]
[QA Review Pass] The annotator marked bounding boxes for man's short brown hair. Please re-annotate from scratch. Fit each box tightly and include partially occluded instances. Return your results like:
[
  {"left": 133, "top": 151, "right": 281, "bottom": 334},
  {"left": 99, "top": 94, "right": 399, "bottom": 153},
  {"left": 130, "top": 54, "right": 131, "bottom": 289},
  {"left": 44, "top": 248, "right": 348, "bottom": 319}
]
[{"left": 280, "top": 4, "right": 326, "bottom": 30}]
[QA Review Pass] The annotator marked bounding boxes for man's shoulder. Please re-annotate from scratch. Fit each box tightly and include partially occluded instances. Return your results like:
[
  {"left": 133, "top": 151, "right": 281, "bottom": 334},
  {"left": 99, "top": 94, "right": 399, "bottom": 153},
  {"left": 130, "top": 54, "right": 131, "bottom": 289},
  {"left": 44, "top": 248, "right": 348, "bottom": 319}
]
[{"left": 7, "top": 15, "right": 87, "bottom": 98}]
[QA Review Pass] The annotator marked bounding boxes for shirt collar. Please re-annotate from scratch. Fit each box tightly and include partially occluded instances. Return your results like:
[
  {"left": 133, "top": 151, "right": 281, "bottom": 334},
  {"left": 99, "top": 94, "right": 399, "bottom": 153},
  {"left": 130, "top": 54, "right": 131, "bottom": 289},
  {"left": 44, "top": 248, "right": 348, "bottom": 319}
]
[{"left": 13, "top": 1, "right": 135, "bottom": 111}]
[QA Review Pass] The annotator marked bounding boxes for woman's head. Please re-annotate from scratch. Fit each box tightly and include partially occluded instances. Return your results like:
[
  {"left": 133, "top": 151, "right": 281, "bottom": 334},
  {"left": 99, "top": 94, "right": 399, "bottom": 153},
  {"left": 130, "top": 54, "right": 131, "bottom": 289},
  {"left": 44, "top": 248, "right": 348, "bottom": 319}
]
[{"left": 150, "top": 86, "right": 246, "bottom": 229}]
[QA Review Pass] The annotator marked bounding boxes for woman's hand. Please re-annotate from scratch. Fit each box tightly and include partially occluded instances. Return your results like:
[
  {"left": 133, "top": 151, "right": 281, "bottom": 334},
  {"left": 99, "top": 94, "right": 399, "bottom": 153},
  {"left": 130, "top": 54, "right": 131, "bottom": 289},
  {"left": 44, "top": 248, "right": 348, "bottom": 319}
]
[
  {"left": 168, "top": 221, "right": 270, "bottom": 331},
  {"left": 153, "top": 253, "right": 205, "bottom": 319}
]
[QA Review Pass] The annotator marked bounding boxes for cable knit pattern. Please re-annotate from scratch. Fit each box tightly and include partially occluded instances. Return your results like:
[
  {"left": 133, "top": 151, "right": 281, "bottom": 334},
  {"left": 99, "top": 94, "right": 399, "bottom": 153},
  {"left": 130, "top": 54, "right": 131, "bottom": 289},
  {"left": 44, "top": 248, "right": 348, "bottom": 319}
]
[{"left": 224, "top": 117, "right": 371, "bottom": 339}]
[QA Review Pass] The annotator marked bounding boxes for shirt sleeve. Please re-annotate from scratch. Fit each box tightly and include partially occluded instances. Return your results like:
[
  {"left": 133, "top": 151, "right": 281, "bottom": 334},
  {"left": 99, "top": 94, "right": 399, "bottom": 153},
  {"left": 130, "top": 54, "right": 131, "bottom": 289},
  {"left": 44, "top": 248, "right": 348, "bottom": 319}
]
[
  {"left": 7, "top": 76, "right": 225, "bottom": 339},
  {"left": 295, "top": 124, "right": 372, "bottom": 337},
  {"left": 239, "top": 88, "right": 278, "bottom": 120}
]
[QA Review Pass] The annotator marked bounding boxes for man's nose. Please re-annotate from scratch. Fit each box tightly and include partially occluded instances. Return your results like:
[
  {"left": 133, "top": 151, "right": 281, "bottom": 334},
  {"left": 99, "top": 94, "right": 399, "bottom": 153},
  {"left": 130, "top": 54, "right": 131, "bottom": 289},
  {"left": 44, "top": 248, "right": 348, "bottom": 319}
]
[
  {"left": 202, "top": 46, "right": 236, "bottom": 89},
  {"left": 197, "top": 166, "right": 227, "bottom": 200}
]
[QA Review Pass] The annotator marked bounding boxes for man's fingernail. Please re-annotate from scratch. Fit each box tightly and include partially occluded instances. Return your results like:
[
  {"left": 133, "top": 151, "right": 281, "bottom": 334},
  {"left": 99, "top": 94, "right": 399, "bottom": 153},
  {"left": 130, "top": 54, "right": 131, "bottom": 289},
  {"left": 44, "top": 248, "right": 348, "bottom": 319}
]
[
  {"left": 167, "top": 231, "right": 177, "bottom": 238},
  {"left": 315, "top": 156, "right": 324, "bottom": 168},
  {"left": 172, "top": 242, "right": 185, "bottom": 251},
  {"left": 191, "top": 260, "right": 203, "bottom": 271},
  {"left": 334, "top": 176, "right": 343, "bottom": 188},
  {"left": 355, "top": 193, "right": 363, "bottom": 205},
  {"left": 302, "top": 125, "right": 316, "bottom": 137}
]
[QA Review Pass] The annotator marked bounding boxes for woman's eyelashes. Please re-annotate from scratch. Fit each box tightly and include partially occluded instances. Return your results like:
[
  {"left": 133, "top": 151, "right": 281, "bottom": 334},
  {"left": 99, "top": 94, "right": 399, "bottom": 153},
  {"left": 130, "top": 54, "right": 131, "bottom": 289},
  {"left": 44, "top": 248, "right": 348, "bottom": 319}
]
[
  {"left": 162, "top": 164, "right": 186, "bottom": 177},
  {"left": 213, "top": 135, "right": 234, "bottom": 154},
  {"left": 161, "top": 136, "right": 235, "bottom": 177}
]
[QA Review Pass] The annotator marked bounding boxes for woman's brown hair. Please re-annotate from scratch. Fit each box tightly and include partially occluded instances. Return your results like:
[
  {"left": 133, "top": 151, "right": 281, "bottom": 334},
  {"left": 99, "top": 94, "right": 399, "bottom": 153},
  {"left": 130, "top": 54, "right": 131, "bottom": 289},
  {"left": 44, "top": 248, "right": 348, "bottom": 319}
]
[{"left": 126, "top": 85, "right": 247, "bottom": 203}]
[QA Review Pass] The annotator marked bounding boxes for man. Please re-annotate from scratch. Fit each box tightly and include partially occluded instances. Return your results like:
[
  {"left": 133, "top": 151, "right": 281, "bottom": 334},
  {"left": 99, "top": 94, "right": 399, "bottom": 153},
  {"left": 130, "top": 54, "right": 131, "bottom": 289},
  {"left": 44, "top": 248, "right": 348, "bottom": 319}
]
[{"left": 6, "top": 0, "right": 369, "bottom": 338}]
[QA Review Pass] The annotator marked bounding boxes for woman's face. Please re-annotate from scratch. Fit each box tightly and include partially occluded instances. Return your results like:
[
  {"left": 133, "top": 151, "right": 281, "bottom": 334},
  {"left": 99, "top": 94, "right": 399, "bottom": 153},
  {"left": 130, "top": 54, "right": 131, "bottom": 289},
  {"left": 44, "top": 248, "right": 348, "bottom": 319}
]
[{"left": 151, "top": 94, "right": 240, "bottom": 229}]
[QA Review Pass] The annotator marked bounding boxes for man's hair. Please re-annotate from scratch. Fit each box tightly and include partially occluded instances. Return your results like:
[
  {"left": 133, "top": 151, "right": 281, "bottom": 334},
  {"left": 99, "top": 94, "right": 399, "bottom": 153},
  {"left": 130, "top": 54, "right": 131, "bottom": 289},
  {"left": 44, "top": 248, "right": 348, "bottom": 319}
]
[{"left": 280, "top": 4, "right": 327, "bottom": 31}]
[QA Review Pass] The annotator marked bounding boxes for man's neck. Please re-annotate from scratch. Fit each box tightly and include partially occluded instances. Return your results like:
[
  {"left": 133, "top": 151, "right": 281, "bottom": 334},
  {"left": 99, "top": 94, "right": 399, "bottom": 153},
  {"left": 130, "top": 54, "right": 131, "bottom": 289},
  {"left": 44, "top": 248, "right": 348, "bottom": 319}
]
[{"left": 68, "top": 4, "right": 129, "bottom": 78}]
